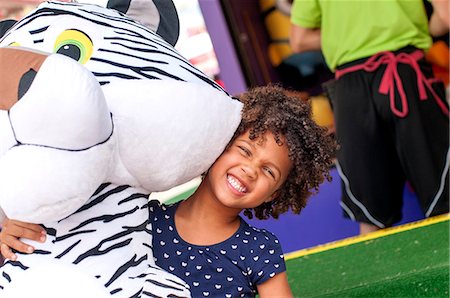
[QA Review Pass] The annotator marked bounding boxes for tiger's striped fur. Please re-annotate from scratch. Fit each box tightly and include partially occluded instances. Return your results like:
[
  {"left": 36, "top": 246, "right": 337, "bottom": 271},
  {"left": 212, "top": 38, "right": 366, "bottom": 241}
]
[{"left": 0, "top": 183, "right": 191, "bottom": 297}]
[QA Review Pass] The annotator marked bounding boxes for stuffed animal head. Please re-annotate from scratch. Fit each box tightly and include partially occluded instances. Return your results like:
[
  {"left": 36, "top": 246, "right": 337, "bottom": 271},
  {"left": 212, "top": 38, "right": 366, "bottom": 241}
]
[{"left": 0, "top": 0, "right": 242, "bottom": 222}]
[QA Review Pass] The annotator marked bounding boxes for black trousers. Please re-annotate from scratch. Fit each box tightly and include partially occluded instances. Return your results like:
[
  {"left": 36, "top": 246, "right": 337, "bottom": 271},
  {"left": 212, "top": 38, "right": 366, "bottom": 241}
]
[{"left": 329, "top": 47, "right": 449, "bottom": 227}]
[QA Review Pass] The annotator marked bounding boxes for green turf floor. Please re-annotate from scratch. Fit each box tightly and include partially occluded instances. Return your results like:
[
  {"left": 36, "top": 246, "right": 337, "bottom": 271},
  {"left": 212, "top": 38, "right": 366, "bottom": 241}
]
[{"left": 285, "top": 216, "right": 449, "bottom": 297}]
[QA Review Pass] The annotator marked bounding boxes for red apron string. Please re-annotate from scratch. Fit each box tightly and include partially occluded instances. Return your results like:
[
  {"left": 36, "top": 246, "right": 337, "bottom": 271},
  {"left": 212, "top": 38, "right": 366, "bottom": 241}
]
[{"left": 335, "top": 50, "right": 449, "bottom": 118}]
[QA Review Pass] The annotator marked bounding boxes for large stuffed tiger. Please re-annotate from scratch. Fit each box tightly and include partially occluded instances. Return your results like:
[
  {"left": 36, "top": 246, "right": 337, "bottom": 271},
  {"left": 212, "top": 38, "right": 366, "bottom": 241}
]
[{"left": 0, "top": 1, "right": 242, "bottom": 297}]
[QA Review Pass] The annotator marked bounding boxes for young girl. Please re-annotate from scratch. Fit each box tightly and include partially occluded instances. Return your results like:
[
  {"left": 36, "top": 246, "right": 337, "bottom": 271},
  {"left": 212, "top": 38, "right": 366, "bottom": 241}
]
[{"left": 0, "top": 85, "right": 336, "bottom": 297}]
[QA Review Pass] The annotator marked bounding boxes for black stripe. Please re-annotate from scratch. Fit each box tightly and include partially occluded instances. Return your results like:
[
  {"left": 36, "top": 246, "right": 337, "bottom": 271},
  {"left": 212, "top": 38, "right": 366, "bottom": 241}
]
[
  {"left": 32, "top": 249, "right": 52, "bottom": 255},
  {"left": 73, "top": 185, "right": 130, "bottom": 214},
  {"left": 129, "top": 289, "right": 142, "bottom": 298},
  {"left": 134, "top": 66, "right": 183, "bottom": 81},
  {"left": 16, "top": 5, "right": 145, "bottom": 41},
  {"left": 90, "top": 57, "right": 181, "bottom": 80},
  {"left": 55, "top": 239, "right": 81, "bottom": 259},
  {"left": 143, "top": 242, "right": 152, "bottom": 250},
  {"left": 130, "top": 273, "right": 148, "bottom": 279},
  {"left": 15, "top": 10, "right": 56, "bottom": 31},
  {"left": 73, "top": 221, "right": 151, "bottom": 264},
  {"left": 74, "top": 238, "right": 132, "bottom": 264},
  {"left": 55, "top": 229, "right": 96, "bottom": 242},
  {"left": 144, "top": 278, "right": 187, "bottom": 292},
  {"left": 85, "top": 9, "right": 142, "bottom": 30},
  {"left": 92, "top": 183, "right": 111, "bottom": 197},
  {"left": 5, "top": 260, "right": 28, "bottom": 270},
  {"left": 110, "top": 288, "right": 123, "bottom": 295},
  {"left": 180, "top": 65, "right": 223, "bottom": 92},
  {"left": 29, "top": 26, "right": 48, "bottom": 34},
  {"left": 167, "top": 294, "right": 189, "bottom": 298},
  {"left": 69, "top": 206, "right": 140, "bottom": 232},
  {"left": 2, "top": 272, "right": 11, "bottom": 283},
  {"left": 142, "top": 291, "right": 162, "bottom": 298},
  {"left": 97, "top": 47, "right": 169, "bottom": 64},
  {"left": 118, "top": 193, "right": 148, "bottom": 205},
  {"left": 105, "top": 254, "right": 147, "bottom": 287},
  {"left": 104, "top": 36, "right": 158, "bottom": 48},
  {"left": 91, "top": 58, "right": 185, "bottom": 81},
  {"left": 166, "top": 278, "right": 190, "bottom": 289},
  {"left": 92, "top": 71, "right": 140, "bottom": 80}
]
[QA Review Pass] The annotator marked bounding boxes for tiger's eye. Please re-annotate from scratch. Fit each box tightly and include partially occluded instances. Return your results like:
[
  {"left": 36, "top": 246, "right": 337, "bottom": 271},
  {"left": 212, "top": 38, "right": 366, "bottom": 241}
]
[{"left": 54, "top": 29, "right": 93, "bottom": 64}]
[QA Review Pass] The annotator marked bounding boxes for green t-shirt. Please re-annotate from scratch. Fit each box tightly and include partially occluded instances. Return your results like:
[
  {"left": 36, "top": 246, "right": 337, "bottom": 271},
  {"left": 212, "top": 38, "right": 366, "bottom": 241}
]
[{"left": 291, "top": 0, "right": 432, "bottom": 71}]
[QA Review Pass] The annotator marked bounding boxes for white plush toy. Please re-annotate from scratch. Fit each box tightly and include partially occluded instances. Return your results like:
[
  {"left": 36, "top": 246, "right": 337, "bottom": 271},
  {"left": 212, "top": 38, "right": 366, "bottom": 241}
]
[{"left": 0, "top": 1, "right": 242, "bottom": 297}]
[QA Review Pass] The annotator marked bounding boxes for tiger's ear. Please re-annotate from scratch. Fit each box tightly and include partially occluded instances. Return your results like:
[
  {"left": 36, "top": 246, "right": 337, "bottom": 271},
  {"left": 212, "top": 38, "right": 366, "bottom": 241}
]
[
  {"left": 94, "top": 0, "right": 180, "bottom": 46},
  {"left": 111, "top": 0, "right": 179, "bottom": 46},
  {"left": 0, "top": 19, "right": 17, "bottom": 38},
  {"left": 150, "top": 0, "right": 179, "bottom": 46}
]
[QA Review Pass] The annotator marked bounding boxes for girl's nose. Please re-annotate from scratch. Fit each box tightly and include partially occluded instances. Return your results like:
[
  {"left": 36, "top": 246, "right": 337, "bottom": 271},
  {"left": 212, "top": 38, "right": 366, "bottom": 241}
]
[{"left": 241, "top": 164, "right": 257, "bottom": 179}]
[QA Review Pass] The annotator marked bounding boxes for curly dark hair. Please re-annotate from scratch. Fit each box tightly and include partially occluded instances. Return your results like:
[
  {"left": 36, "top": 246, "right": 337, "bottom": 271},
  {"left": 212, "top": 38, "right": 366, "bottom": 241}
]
[{"left": 231, "top": 85, "right": 336, "bottom": 220}]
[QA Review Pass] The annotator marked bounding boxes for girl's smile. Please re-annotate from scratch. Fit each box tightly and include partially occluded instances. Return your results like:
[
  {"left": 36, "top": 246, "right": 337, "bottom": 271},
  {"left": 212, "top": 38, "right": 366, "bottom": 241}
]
[{"left": 227, "top": 174, "right": 248, "bottom": 194}]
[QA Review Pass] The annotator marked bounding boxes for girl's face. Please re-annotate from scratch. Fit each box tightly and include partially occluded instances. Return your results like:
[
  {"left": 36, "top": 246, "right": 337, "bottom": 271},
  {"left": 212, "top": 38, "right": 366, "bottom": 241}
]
[{"left": 205, "top": 130, "right": 292, "bottom": 211}]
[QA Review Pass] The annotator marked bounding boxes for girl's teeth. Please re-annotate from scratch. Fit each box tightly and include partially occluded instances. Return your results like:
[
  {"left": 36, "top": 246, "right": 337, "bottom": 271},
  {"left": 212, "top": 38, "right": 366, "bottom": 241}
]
[{"left": 227, "top": 175, "right": 247, "bottom": 193}]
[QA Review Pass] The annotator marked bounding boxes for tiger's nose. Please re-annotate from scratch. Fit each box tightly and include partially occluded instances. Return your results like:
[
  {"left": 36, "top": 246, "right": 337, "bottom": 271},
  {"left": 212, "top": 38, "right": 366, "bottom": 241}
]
[
  {"left": 7, "top": 50, "right": 112, "bottom": 151},
  {"left": 0, "top": 47, "right": 45, "bottom": 111}
]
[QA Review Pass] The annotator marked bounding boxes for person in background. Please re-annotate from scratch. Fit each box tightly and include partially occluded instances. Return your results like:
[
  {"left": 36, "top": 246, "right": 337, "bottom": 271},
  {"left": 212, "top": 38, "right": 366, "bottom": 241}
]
[
  {"left": 0, "top": 85, "right": 336, "bottom": 297},
  {"left": 429, "top": 0, "right": 449, "bottom": 37},
  {"left": 289, "top": 0, "right": 449, "bottom": 235}
]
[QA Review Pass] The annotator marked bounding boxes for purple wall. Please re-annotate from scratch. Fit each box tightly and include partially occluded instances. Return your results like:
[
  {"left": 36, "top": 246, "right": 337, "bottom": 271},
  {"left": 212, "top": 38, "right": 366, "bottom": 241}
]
[{"left": 198, "top": 0, "right": 247, "bottom": 95}]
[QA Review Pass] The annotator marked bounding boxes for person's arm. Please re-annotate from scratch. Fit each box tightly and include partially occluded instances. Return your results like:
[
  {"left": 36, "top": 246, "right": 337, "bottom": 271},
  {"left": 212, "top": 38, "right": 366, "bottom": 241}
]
[
  {"left": 289, "top": 23, "right": 322, "bottom": 53},
  {"left": 0, "top": 218, "right": 46, "bottom": 261},
  {"left": 257, "top": 272, "right": 294, "bottom": 298},
  {"left": 429, "top": 0, "right": 450, "bottom": 37}
]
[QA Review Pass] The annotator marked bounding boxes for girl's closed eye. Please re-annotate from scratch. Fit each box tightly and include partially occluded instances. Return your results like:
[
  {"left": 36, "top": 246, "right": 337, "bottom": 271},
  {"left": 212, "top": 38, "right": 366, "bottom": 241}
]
[
  {"left": 263, "top": 166, "right": 276, "bottom": 179},
  {"left": 238, "top": 145, "right": 251, "bottom": 157}
]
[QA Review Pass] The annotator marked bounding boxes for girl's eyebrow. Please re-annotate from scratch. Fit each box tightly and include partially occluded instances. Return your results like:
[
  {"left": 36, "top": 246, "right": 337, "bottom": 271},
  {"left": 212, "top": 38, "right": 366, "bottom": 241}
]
[
  {"left": 237, "top": 139, "right": 256, "bottom": 151},
  {"left": 240, "top": 139, "right": 254, "bottom": 147}
]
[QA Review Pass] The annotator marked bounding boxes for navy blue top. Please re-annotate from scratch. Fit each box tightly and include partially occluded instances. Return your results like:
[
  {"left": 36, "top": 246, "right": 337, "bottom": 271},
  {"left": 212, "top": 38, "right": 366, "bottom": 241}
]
[{"left": 149, "top": 200, "right": 286, "bottom": 298}]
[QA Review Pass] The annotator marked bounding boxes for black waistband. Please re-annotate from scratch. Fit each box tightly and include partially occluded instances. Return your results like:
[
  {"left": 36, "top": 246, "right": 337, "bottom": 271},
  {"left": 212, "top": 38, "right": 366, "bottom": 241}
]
[{"left": 336, "top": 46, "right": 422, "bottom": 70}]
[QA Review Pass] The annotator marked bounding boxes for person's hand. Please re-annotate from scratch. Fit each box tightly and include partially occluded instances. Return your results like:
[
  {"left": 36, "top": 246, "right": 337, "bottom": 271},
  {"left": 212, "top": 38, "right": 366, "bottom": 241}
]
[{"left": 0, "top": 218, "right": 46, "bottom": 261}]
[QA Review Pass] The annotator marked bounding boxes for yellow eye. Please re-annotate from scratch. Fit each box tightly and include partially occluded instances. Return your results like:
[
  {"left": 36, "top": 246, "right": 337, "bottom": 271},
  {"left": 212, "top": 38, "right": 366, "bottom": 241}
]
[
  {"left": 54, "top": 29, "right": 93, "bottom": 64},
  {"left": 8, "top": 42, "right": 21, "bottom": 46}
]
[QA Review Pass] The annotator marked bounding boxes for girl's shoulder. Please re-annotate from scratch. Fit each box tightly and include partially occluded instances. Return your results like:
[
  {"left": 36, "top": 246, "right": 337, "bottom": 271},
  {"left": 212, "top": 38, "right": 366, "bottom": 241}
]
[
  {"left": 230, "top": 219, "right": 286, "bottom": 285},
  {"left": 224, "top": 218, "right": 284, "bottom": 258},
  {"left": 238, "top": 218, "right": 281, "bottom": 244}
]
